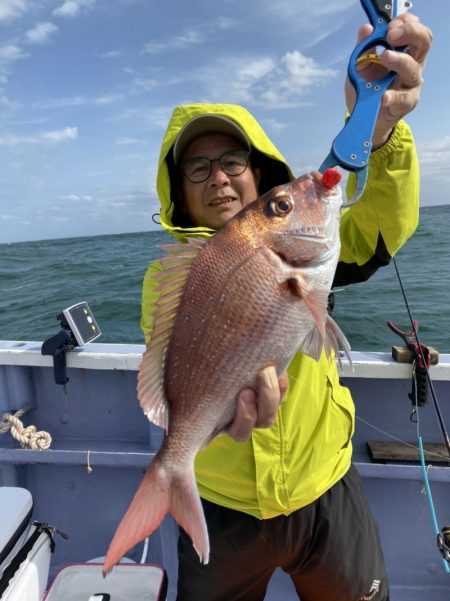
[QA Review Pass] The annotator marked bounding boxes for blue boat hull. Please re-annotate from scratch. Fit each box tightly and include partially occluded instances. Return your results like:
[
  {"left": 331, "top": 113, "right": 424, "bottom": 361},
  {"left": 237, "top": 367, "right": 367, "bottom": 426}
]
[{"left": 1, "top": 342, "right": 450, "bottom": 600}]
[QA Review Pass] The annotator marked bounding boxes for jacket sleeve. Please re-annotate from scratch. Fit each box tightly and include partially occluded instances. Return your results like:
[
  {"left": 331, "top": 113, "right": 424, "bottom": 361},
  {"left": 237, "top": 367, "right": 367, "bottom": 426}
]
[
  {"left": 141, "top": 261, "right": 162, "bottom": 343},
  {"left": 333, "top": 119, "right": 419, "bottom": 287}
]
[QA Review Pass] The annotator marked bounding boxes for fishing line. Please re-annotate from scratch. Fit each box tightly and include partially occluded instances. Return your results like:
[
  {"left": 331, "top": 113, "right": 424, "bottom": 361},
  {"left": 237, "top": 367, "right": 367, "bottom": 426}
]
[
  {"left": 287, "top": 253, "right": 450, "bottom": 567},
  {"left": 392, "top": 255, "right": 450, "bottom": 461},
  {"left": 414, "top": 375, "right": 450, "bottom": 573},
  {"left": 392, "top": 254, "right": 450, "bottom": 570},
  {"left": 287, "top": 373, "right": 448, "bottom": 463},
  {"left": 355, "top": 415, "right": 448, "bottom": 462}
]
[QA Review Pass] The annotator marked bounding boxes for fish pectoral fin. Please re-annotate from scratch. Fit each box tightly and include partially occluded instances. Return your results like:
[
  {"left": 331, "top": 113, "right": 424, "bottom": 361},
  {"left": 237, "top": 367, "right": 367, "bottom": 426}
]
[
  {"left": 299, "top": 289, "right": 351, "bottom": 364},
  {"left": 301, "top": 326, "right": 324, "bottom": 361},
  {"left": 302, "top": 315, "right": 352, "bottom": 364},
  {"left": 301, "top": 288, "right": 330, "bottom": 335},
  {"left": 295, "top": 287, "right": 329, "bottom": 360},
  {"left": 138, "top": 237, "right": 207, "bottom": 425},
  {"left": 324, "top": 315, "right": 352, "bottom": 367}
]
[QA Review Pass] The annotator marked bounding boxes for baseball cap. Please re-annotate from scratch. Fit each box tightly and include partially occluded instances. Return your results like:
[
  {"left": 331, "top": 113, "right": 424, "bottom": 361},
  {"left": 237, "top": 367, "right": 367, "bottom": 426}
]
[{"left": 172, "top": 115, "right": 251, "bottom": 165}]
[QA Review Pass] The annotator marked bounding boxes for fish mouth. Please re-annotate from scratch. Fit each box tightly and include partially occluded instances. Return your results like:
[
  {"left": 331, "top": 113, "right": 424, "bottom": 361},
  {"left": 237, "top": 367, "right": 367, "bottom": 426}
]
[
  {"left": 276, "top": 227, "right": 329, "bottom": 244},
  {"left": 290, "top": 232, "right": 327, "bottom": 243}
]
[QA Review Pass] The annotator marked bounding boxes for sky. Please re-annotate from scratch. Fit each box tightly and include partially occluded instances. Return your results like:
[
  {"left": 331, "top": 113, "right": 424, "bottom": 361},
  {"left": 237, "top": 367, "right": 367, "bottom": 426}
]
[{"left": 0, "top": 0, "right": 449, "bottom": 243}]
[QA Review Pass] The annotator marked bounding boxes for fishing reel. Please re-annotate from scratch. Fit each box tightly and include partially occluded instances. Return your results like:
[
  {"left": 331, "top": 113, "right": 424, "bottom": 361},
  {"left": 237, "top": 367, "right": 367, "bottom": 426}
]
[{"left": 437, "top": 526, "right": 450, "bottom": 564}]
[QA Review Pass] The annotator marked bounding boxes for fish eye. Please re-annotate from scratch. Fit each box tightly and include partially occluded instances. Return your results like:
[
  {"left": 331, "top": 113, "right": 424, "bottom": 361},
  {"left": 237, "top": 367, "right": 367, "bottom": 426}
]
[{"left": 270, "top": 194, "right": 293, "bottom": 216}]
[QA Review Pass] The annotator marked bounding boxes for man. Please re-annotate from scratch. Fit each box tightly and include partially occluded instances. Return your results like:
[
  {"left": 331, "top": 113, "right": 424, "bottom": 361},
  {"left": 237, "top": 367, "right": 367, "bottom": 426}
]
[{"left": 141, "top": 12, "right": 432, "bottom": 601}]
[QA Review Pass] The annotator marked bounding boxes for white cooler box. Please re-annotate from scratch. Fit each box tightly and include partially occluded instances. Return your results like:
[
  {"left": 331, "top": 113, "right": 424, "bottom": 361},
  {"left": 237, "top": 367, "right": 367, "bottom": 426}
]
[
  {"left": 43, "top": 563, "right": 168, "bottom": 601},
  {"left": 0, "top": 487, "right": 53, "bottom": 601}
]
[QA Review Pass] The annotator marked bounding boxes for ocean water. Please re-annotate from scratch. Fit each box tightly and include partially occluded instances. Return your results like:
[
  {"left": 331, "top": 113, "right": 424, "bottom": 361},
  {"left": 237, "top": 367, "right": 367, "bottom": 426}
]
[{"left": 0, "top": 204, "right": 449, "bottom": 353}]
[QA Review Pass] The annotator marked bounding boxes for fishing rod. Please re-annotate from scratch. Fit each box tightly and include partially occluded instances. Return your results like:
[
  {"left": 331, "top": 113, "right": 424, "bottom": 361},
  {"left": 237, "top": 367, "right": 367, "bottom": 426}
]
[
  {"left": 391, "top": 256, "right": 450, "bottom": 462},
  {"left": 390, "top": 255, "right": 450, "bottom": 571}
]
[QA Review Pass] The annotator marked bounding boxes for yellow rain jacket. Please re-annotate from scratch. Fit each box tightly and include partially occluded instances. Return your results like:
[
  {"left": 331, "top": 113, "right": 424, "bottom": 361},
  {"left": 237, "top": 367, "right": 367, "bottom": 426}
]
[{"left": 141, "top": 103, "right": 419, "bottom": 519}]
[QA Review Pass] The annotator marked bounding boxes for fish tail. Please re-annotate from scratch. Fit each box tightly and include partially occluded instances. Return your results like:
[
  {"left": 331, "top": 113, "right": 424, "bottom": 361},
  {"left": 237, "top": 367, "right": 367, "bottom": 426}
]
[
  {"left": 103, "top": 458, "right": 170, "bottom": 575},
  {"left": 171, "top": 468, "right": 210, "bottom": 564},
  {"left": 103, "top": 457, "right": 209, "bottom": 575}
]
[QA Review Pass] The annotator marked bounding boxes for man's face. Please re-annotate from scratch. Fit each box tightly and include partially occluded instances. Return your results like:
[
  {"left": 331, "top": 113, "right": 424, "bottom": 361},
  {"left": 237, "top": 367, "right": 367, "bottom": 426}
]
[{"left": 180, "top": 133, "right": 260, "bottom": 230}]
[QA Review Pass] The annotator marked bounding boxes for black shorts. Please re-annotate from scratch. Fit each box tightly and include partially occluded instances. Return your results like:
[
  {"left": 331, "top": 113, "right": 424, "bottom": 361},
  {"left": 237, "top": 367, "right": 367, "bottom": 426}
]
[{"left": 176, "top": 464, "right": 389, "bottom": 601}]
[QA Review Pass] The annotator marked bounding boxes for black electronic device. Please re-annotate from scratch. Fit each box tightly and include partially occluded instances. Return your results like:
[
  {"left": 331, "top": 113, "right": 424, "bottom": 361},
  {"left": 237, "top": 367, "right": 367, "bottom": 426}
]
[
  {"left": 62, "top": 302, "right": 101, "bottom": 346},
  {"left": 41, "top": 301, "right": 101, "bottom": 387}
]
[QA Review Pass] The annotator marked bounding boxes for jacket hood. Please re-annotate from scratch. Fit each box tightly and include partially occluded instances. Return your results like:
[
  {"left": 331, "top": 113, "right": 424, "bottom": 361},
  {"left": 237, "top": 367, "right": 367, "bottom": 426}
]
[{"left": 156, "top": 103, "right": 293, "bottom": 241}]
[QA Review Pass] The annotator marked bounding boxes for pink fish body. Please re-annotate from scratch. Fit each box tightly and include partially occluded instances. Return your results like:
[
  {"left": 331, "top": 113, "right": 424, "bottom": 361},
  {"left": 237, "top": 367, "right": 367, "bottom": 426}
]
[{"left": 103, "top": 171, "right": 349, "bottom": 573}]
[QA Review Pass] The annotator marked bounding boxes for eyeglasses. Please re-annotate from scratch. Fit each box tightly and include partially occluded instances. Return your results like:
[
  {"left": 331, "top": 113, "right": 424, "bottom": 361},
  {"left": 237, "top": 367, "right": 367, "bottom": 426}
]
[{"left": 180, "top": 150, "right": 251, "bottom": 184}]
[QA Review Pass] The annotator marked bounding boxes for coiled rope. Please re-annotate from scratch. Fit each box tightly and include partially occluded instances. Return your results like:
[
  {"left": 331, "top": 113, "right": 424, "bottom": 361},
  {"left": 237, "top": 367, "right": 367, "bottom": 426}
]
[{"left": 0, "top": 409, "right": 52, "bottom": 450}]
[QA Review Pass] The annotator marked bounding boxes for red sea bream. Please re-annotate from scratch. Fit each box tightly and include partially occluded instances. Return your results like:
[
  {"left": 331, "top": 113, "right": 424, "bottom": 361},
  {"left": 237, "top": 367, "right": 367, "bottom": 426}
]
[{"left": 103, "top": 170, "right": 350, "bottom": 573}]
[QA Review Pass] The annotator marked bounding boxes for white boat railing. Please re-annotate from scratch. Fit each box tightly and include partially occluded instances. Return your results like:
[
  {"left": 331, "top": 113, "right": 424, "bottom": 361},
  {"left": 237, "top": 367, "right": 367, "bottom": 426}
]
[{"left": 1, "top": 340, "right": 449, "bottom": 380}]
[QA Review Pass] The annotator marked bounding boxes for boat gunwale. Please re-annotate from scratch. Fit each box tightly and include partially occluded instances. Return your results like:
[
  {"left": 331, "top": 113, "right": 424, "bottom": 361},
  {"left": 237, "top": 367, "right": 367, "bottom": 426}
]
[{"left": 1, "top": 341, "right": 449, "bottom": 380}]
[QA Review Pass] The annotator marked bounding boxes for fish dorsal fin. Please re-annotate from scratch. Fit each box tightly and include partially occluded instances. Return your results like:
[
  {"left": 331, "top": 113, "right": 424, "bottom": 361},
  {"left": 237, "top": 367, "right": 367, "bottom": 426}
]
[{"left": 138, "top": 237, "right": 208, "bottom": 430}]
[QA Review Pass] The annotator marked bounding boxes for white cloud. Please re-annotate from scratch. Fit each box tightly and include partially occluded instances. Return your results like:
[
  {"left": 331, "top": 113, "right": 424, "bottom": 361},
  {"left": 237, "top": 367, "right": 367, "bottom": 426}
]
[
  {"left": 196, "top": 51, "right": 337, "bottom": 108},
  {"left": 301, "top": 20, "right": 348, "bottom": 52},
  {"left": 216, "top": 16, "right": 235, "bottom": 30},
  {"left": 417, "top": 137, "right": 450, "bottom": 179},
  {"left": 416, "top": 137, "right": 450, "bottom": 203},
  {"left": 99, "top": 50, "right": 124, "bottom": 59},
  {"left": 143, "top": 29, "right": 203, "bottom": 54},
  {"left": 418, "top": 136, "right": 450, "bottom": 164},
  {"left": 32, "top": 94, "right": 125, "bottom": 109},
  {"left": 142, "top": 16, "right": 236, "bottom": 54},
  {"left": 94, "top": 94, "right": 124, "bottom": 105},
  {"left": 194, "top": 56, "right": 273, "bottom": 105},
  {"left": 41, "top": 126, "right": 78, "bottom": 142},
  {"left": 1, "top": 213, "right": 33, "bottom": 226},
  {"left": 243, "top": 0, "right": 354, "bottom": 52},
  {"left": 0, "top": 0, "right": 28, "bottom": 22},
  {"left": 108, "top": 105, "right": 172, "bottom": 132},
  {"left": 130, "top": 77, "right": 158, "bottom": 92},
  {"left": 250, "top": 51, "right": 338, "bottom": 108},
  {"left": 62, "top": 194, "right": 94, "bottom": 202},
  {"left": 263, "top": 117, "right": 288, "bottom": 135},
  {"left": 0, "top": 126, "right": 78, "bottom": 146},
  {"left": 32, "top": 96, "right": 89, "bottom": 110},
  {"left": 238, "top": 58, "right": 275, "bottom": 81},
  {"left": 0, "top": 94, "right": 22, "bottom": 110},
  {"left": 53, "top": 0, "right": 95, "bottom": 18},
  {"left": 116, "top": 137, "right": 141, "bottom": 145},
  {"left": 258, "top": 0, "right": 355, "bottom": 24},
  {"left": 0, "top": 44, "right": 29, "bottom": 84},
  {"left": 0, "top": 44, "right": 28, "bottom": 63},
  {"left": 26, "top": 22, "right": 59, "bottom": 45}
]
